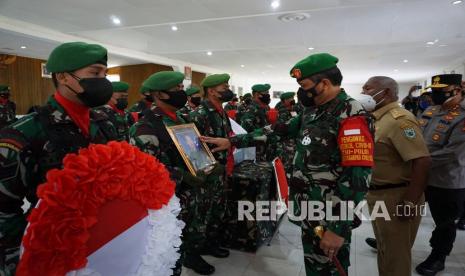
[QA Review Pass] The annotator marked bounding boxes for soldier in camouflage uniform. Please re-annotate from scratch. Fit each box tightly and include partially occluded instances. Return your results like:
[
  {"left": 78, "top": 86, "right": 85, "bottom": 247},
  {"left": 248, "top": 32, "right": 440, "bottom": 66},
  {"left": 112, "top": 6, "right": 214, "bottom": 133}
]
[
  {"left": 129, "top": 71, "right": 216, "bottom": 275},
  {"left": 0, "top": 85, "right": 17, "bottom": 129},
  {"left": 128, "top": 85, "right": 155, "bottom": 115},
  {"left": 188, "top": 74, "right": 234, "bottom": 260},
  {"left": 203, "top": 53, "right": 374, "bottom": 276},
  {"left": 176, "top": 85, "right": 202, "bottom": 122},
  {"left": 238, "top": 84, "right": 274, "bottom": 161},
  {"left": 0, "top": 42, "right": 117, "bottom": 276},
  {"left": 236, "top": 92, "right": 252, "bottom": 123},
  {"left": 94, "top": 81, "right": 136, "bottom": 141},
  {"left": 224, "top": 95, "right": 239, "bottom": 120},
  {"left": 275, "top": 92, "right": 298, "bottom": 180}
]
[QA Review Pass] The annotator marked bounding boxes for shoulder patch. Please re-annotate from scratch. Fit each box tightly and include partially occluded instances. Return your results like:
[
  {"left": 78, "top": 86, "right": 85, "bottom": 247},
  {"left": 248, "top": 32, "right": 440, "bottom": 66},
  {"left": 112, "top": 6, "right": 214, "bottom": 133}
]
[{"left": 390, "top": 108, "right": 407, "bottom": 119}]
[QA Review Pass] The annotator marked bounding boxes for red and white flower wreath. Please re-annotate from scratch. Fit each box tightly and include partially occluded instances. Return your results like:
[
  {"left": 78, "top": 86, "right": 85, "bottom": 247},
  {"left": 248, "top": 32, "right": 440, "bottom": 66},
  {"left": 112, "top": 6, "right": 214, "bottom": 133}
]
[{"left": 16, "top": 141, "right": 184, "bottom": 276}]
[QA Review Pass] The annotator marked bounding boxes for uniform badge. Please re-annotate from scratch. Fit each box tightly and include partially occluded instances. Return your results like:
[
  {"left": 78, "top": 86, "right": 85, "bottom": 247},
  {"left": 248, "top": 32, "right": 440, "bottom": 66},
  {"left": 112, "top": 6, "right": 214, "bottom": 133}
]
[
  {"left": 432, "top": 133, "right": 440, "bottom": 142},
  {"left": 418, "top": 119, "right": 427, "bottom": 126},
  {"left": 403, "top": 127, "right": 416, "bottom": 139},
  {"left": 444, "top": 115, "right": 454, "bottom": 121},
  {"left": 436, "top": 124, "right": 446, "bottom": 131},
  {"left": 425, "top": 111, "right": 433, "bottom": 116},
  {"left": 301, "top": 136, "right": 312, "bottom": 146}
]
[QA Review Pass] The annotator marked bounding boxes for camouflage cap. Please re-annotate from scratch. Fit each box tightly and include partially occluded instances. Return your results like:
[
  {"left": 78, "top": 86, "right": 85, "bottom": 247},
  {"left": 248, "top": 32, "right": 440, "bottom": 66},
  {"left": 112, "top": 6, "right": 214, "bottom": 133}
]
[{"left": 46, "top": 42, "right": 108, "bottom": 73}]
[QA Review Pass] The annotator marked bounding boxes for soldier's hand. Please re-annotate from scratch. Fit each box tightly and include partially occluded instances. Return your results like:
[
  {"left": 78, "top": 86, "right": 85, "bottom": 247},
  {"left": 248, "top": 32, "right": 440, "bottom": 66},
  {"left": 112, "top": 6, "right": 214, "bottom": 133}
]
[
  {"left": 320, "top": 230, "right": 344, "bottom": 260},
  {"left": 182, "top": 170, "right": 206, "bottom": 187},
  {"left": 200, "top": 136, "right": 231, "bottom": 152}
]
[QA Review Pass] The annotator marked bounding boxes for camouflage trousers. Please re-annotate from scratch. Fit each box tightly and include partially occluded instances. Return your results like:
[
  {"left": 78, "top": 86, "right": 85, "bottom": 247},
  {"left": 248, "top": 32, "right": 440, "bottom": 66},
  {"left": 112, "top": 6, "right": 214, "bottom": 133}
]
[
  {"left": 276, "top": 138, "right": 296, "bottom": 179},
  {"left": 0, "top": 212, "right": 27, "bottom": 276},
  {"left": 203, "top": 173, "right": 227, "bottom": 246},
  {"left": 172, "top": 185, "right": 208, "bottom": 276},
  {"left": 0, "top": 246, "right": 20, "bottom": 276}
]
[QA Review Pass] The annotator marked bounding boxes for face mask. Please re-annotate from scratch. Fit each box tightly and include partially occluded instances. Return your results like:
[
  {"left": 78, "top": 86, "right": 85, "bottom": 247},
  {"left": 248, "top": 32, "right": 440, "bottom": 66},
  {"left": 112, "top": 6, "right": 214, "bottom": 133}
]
[
  {"left": 418, "top": 97, "right": 431, "bottom": 110},
  {"left": 431, "top": 90, "right": 449, "bottom": 105},
  {"left": 218, "top": 89, "right": 234, "bottom": 102},
  {"left": 190, "top": 96, "right": 202, "bottom": 107},
  {"left": 244, "top": 98, "right": 252, "bottom": 105},
  {"left": 353, "top": 93, "right": 377, "bottom": 112},
  {"left": 144, "top": 94, "right": 154, "bottom": 102},
  {"left": 115, "top": 98, "right": 128, "bottom": 110},
  {"left": 68, "top": 74, "right": 113, "bottom": 108},
  {"left": 259, "top": 94, "right": 271, "bottom": 105},
  {"left": 290, "top": 100, "right": 296, "bottom": 106},
  {"left": 297, "top": 87, "right": 315, "bottom": 107},
  {"left": 159, "top": 90, "right": 187, "bottom": 109}
]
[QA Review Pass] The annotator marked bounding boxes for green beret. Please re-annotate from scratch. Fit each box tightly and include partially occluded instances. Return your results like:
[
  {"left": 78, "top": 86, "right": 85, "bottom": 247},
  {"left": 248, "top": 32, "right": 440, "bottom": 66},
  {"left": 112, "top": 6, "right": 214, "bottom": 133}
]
[
  {"left": 252, "top": 84, "right": 271, "bottom": 93},
  {"left": 290, "top": 53, "right": 339, "bottom": 79},
  {"left": 46, "top": 42, "right": 108, "bottom": 73},
  {"left": 186, "top": 86, "right": 200, "bottom": 96},
  {"left": 0, "top": 85, "right": 10, "bottom": 92},
  {"left": 139, "top": 85, "right": 150, "bottom": 94},
  {"left": 280, "top": 92, "right": 295, "bottom": 100},
  {"left": 243, "top": 93, "right": 252, "bottom": 98},
  {"left": 142, "top": 71, "right": 185, "bottom": 91},
  {"left": 201, "top": 74, "right": 230, "bottom": 88},
  {"left": 112, "top": 81, "right": 130, "bottom": 92}
]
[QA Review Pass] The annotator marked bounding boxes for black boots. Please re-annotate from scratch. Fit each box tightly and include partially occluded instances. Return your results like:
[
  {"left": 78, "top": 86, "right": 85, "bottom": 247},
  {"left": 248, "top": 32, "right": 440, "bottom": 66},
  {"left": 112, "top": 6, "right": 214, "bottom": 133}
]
[
  {"left": 365, "top": 237, "right": 377, "bottom": 250},
  {"left": 415, "top": 251, "right": 446, "bottom": 276},
  {"left": 183, "top": 253, "right": 215, "bottom": 275},
  {"left": 200, "top": 245, "right": 230, "bottom": 258}
]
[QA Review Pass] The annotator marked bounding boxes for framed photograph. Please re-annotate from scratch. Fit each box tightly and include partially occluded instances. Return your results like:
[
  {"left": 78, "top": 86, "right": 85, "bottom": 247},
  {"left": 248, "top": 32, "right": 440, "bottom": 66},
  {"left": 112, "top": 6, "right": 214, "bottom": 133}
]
[
  {"left": 166, "top": 123, "right": 217, "bottom": 176},
  {"left": 41, "top": 63, "right": 52, "bottom": 78}
]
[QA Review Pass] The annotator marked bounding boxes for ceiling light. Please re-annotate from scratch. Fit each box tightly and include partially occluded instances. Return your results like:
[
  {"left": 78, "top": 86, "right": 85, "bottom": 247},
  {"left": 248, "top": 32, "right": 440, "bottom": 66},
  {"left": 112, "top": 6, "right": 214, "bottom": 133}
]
[
  {"left": 394, "top": 69, "right": 399, "bottom": 72},
  {"left": 278, "top": 13, "right": 310, "bottom": 22},
  {"left": 20, "top": 46, "right": 27, "bottom": 49},
  {"left": 111, "top": 16, "right": 121, "bottom": 25},
  {"left": 240, "top": 65, "right": 245, "bottom": 68},
  {"left": 207, "top": 51, "right": 213, "bottom": 56},
  {"left": 308, "top": 47, "right": 315, "bottom": 50},
  {"left": 271, "top": 1, "right": 280, "bottom": 9},
  {"left": 452, "top": 0, "right": 462, "bottom": 5},
  {"left": 426, "top": 41, "right": 435, "bottom": 45},
  {"left": 439, "top": 44, "right": 448, "bottom": 47},
  {"left": 403, "top": 59, "right": 409, "bottom": 63},
  {"left": 171, "top": 25, "right": 178, "bottom": 31}
]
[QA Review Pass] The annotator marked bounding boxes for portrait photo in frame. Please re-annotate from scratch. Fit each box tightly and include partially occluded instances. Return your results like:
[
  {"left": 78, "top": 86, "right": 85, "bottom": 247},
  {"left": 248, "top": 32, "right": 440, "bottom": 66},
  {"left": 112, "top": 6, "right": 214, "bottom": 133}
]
[{"left": 166, "top": 123, "right": 217, "bottom": 176}]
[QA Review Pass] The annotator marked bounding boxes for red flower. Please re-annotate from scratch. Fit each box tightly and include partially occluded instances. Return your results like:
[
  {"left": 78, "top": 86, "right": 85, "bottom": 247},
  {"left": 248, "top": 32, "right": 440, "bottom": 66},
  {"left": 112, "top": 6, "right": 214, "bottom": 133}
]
[{"left": 17, "top": 141, "right": 175, "bottom": 276}]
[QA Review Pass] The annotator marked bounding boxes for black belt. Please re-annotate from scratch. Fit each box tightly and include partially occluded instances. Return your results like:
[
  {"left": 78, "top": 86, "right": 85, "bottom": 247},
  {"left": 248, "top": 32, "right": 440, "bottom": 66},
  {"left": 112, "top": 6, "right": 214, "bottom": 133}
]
[{"left": 369, "top": 183, "right": 408, "bottom": 191}]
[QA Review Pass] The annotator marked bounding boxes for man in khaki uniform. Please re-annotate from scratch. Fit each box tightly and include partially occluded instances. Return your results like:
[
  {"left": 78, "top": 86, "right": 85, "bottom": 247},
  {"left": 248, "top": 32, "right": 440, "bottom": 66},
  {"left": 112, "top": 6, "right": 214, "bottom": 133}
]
[{"left": 360, "top": 76, "right": 431, "bottom": 276}]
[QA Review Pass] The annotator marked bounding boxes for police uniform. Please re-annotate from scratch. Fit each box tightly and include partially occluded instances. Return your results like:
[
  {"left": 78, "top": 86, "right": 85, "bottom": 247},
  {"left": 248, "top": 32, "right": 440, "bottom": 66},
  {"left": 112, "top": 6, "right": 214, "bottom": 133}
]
[
  {"left": 95, "top": 81, "right": 136, "bottom": 141},
  {"left": 0, "top": 42, "right": 117, "bottom": 276},
  {"left": 231, "top": 53, "right": 374, "bottom": 275},
  {"left": 416, "top": 74, "right": 465, "bottom": 275},
  {"left": 366, "top": 102, "right": 429, "bottom": 276},
  {"left": 0, "top": 85, "right": 17, "bottom": 129}
]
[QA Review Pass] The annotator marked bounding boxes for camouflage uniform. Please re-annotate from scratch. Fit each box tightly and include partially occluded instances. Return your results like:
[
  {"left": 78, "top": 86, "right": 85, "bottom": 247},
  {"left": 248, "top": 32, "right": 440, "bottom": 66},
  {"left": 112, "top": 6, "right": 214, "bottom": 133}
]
[
  {"left": 0, "top": 100, "right": 16, "bottom": 129},
  {"left": 224, "top": 101, "right": 238, "bottom": 113},
  {"left": 176, "top": 104, "right": 195, "bottom": 123},
  {"left": 0, "top": 94, "right": 117, "bottom": 275},
  {"left": 231, "top": 90, "right": 374, "bottom": 275},
  {"left": 238, "top": 100, "right": 274, "bottom": 161},
  {"left": 276, "top": 100, "right": 298, "bottom": 179},
  {"left": 188, "top": 99, "right": 228, "bottom": 248},
  {"left": 129, "top": 107, "right": 207, "bottom": 275},
  {"left": 94, "top": 105, "right": 136, "bottom": 141},
  {"left": 128, "top": 99, "right": 153, "bottom": 114}
]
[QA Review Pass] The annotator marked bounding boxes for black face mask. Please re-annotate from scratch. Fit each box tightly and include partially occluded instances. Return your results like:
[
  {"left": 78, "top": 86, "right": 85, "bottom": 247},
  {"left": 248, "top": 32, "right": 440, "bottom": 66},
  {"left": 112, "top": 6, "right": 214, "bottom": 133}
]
[
  {"left": 297, "top": 87, "right": 315, "bottom": 107},
  {"left": 259, "top": 94, "right": 271, "bottom": 105},
  {"left": 244, "top": 98, "right": 252, "bottom": 105},
  {"left": 145, "top": 94, "right": 154, "bottom": 103},
  {"left": 159, "top": 90, "right": 187, "bottom": 109},
  {"left": 68, "top": 74, "right": 113, "bottom": 108},
  {"left": 115, "top": 98, "right": 128, "bottom": 110},
  {"left": 290, "top": 100, "right": 296, "bottom": 106},
  {"left": 190, "top": 96, "right": 202, "bottom": 107},
  {"left": 218, "top": 89, "right": 234, "bottom": 102},
  {"left": 431, "top": 89, "right": 450, "bottom": 105}
]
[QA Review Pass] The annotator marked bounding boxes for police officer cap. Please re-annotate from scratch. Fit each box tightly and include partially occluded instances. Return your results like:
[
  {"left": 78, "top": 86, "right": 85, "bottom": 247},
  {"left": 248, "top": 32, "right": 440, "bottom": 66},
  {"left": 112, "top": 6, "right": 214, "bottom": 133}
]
[
  {"left": 201, "top": 74, "right": 230, "bottom": 88},
  {"left": 290, "top": 53, "right": 339, "bottom": 80},
  {"left": 112, "top": 81, "right": 130, "bottom": 92},
  {"left": 428, "top": 74, "right": 462, "bottom": 89},
  {"left": 46, "top": 42, "right": 108, "bottom": 73},
  {"left": 143, "top": 71, "right": 185, "bottom": 91}
]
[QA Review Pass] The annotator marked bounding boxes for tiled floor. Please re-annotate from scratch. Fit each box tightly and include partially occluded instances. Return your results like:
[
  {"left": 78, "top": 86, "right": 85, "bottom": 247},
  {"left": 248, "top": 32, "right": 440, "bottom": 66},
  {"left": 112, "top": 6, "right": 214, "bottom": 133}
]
[{"left": 182, "top": 207, "right": 465, "bottom": 276}]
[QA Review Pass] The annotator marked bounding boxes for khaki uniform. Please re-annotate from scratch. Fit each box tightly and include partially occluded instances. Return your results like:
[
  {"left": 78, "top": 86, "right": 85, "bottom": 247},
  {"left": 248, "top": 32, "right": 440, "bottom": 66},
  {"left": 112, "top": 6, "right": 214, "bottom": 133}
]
[{"left": 367, "top": 102, "right": 429, "bottom": 276}]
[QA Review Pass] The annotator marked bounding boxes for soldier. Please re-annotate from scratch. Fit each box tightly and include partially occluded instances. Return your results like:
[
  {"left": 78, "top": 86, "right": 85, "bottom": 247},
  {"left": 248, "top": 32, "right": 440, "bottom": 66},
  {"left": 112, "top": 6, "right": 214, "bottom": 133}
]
[
  {"left": 203, "top": 53, "right": 374, "bottom": 275},
  {"left": 0, "top": 85, "right": 17, "bottom": 129},
  {"left": 224, "top": 95, "right": 239, "bottom": 120},
  {"left": 275, "top": 92, "right": 298, "bottom": 179},
  {"left": 176, "top": 85, "right": 202, "bottom": 122},
  {"left": 0, "top": 42, "right": 117, "bottom": 275},
  {"left": 94, "top": 81, "right": 136, "bottom": 141},
  {"left": 415, "top": 74, "right": 465, "bottom": 276},
  {"left": 188, "top": 74, "right": 234, "bottom": 261},
  {"left": 358, "top": 76, "right": 431, "bottom": 276},
  {"left": 128, "top": 85, "right": 154, "bottom": 114},
  {"left": 129, "top": 71, "right": 218, "bottom": 275},
  {"left": 236, "top": 92, "right": 252, "bottom": 123}
]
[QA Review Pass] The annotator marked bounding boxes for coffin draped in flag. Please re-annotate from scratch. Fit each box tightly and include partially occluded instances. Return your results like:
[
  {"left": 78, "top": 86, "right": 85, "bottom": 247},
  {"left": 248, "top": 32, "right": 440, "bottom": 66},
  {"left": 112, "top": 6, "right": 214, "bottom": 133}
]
[{"left": 16, "top": 141, "right": 185, "bottom": 276}]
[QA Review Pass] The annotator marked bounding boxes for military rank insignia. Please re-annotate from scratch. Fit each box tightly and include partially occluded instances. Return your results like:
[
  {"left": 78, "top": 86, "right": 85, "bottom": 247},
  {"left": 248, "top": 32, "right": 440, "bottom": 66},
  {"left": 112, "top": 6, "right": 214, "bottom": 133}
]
[{"left": 432, "top": 133, "right": 441, "bottom": 142}]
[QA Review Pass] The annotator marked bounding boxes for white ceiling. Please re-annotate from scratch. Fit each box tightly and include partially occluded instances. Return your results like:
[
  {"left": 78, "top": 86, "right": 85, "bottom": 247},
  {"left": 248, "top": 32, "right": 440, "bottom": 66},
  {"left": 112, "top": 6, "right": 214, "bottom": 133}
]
[{"left": 0, "top": 0, "right": 464, "bottom": 90}]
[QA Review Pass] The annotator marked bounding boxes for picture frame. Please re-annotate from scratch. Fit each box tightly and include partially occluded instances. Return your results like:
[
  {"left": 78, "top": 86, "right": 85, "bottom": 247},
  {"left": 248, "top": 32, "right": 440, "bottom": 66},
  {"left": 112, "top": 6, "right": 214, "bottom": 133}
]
[
  {"left": 166, "top": 123, "right": 217, "bottom": 176},
  {"left": 41, "top": 63, "right": 52, "bottom": 78}
]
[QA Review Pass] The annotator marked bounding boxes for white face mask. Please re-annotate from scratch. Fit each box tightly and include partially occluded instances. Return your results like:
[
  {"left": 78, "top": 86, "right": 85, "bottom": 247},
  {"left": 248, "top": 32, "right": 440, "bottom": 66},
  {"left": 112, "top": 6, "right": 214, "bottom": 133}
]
[{"left": 353, "top": 89, "right": 385, "bottom": 112}]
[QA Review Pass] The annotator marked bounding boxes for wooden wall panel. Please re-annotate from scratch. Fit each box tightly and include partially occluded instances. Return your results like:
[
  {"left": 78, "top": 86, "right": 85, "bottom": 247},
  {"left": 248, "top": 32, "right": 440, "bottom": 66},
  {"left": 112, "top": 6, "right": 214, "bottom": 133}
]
[
  {"left": 109, "top": 63, "right": 173, "bottom": 106},
  {"left": 0, "top": 56, "right": 54, "bottom": 114},
  {"left": 191, "top": 71, "right": 206, "bottom": 88}
]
